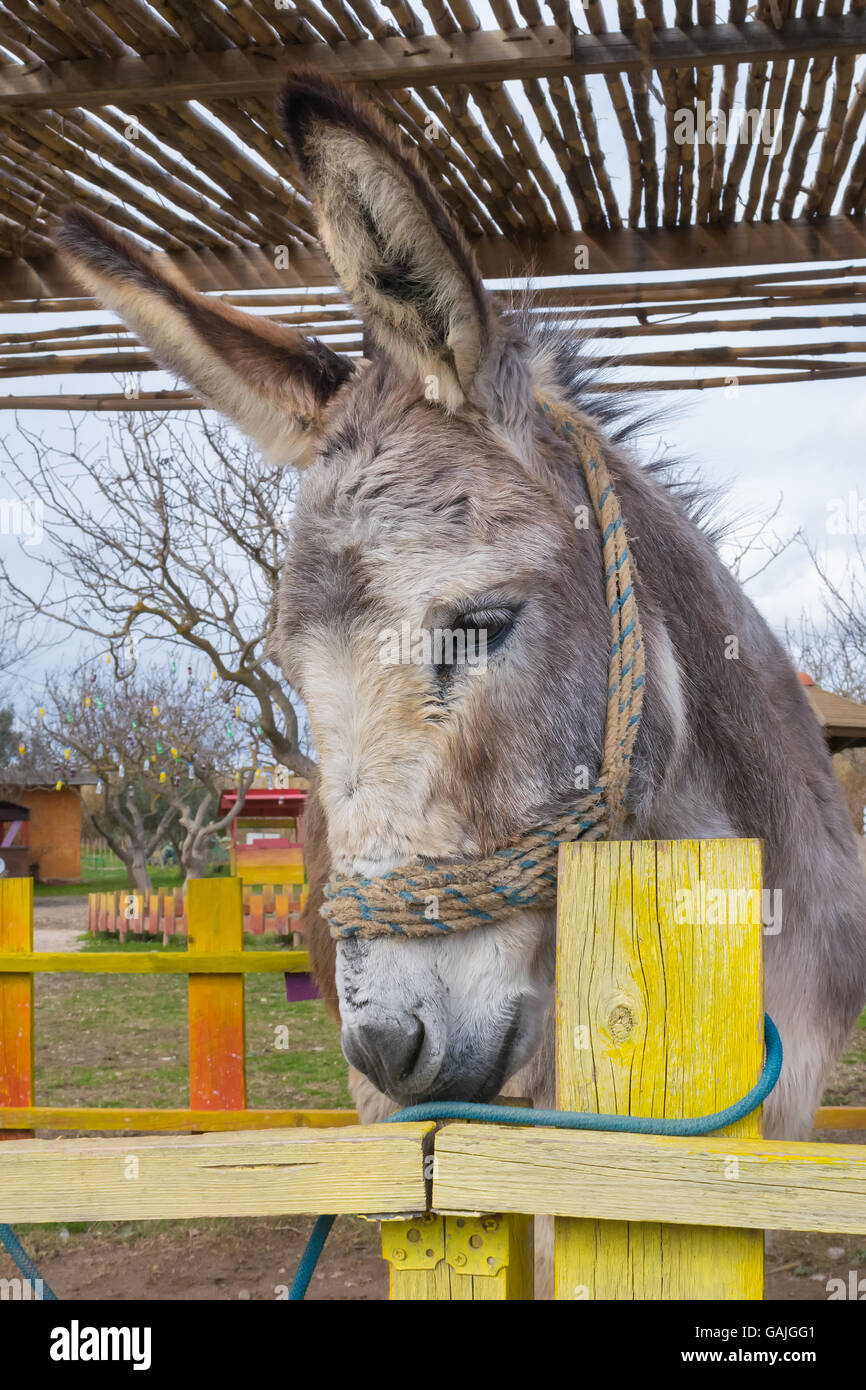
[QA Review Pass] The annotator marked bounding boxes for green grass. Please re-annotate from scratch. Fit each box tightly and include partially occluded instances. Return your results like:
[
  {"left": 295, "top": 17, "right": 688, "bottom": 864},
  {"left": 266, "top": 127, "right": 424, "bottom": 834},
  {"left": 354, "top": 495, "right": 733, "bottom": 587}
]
[
  {"left": 35, "top": 867, "right": 185, "bottom": 898},
  {"left": 34, "top": 931, "right": 349, "bottom": 1112}
]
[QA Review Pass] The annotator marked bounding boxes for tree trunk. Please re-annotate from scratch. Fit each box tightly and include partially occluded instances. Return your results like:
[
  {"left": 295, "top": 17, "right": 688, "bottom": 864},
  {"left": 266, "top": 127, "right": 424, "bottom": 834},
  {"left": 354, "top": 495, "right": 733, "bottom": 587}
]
[
  {"left": 127, "top": 850, "right": 153, "bottom": 895},
  {"left": 181, "top": 833, "right": 211, "bottom": 881}
]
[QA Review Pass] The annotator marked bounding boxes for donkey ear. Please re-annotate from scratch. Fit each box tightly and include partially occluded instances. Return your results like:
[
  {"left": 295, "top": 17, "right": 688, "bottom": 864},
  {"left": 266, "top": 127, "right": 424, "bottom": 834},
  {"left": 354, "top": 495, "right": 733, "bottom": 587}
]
[
  {"left": 55, "top": 206, "right": 354, "bottom": 465},
  {"left": 280, "top": 71, "right": 494, "bottom": 411}
]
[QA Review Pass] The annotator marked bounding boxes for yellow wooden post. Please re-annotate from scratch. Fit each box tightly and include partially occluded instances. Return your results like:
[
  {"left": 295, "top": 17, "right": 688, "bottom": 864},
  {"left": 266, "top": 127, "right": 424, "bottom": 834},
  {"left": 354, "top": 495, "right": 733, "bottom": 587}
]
[
  {"left": 554, "top": 839, "right": 764, "bottom": 1300},
  {"left": 187, "top": 877, "right": 246, "bottom": 1111},
  {"left": 383, "top": 1212, "right": 533, "bottom": 1299},
  {"left": 0, "top": 878, "right": 34, "bottom": 1139}
]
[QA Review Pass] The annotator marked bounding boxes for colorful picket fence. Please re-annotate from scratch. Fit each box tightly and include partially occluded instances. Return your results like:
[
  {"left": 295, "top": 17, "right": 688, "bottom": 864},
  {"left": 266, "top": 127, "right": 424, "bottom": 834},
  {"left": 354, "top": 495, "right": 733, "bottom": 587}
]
[{"left": 88, "top": 881, "right": 308, "bottom": 943}]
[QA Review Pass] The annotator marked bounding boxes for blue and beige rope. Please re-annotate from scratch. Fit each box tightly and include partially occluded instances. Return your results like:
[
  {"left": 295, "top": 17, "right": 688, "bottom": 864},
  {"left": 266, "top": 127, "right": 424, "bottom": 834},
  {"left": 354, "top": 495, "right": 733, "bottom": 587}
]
[{"left": 322, "top": 391, "right": 646, "bottom": 941}]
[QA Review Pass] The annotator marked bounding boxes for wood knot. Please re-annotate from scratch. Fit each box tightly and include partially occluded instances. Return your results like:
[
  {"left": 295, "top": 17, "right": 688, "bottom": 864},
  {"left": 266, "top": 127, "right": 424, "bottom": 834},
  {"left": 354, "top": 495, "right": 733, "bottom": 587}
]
[{"left": 607, "top": 1002, "right": 635, "bottom": 1042}]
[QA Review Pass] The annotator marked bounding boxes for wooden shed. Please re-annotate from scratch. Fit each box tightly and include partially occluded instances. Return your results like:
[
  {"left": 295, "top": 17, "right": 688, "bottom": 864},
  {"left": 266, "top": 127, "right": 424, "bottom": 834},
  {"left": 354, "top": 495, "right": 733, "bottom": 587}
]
[{"left": 800, "top": 672, "right": 866, "bottom": 752}]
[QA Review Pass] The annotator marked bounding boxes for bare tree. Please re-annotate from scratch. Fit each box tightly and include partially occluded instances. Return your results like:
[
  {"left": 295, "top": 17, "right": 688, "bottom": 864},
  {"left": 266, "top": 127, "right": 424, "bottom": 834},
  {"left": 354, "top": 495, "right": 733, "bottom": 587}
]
[
  {"left": 0, "top": 411, "right": 314, "bottom": 778},
  {"left": 722, "top": 494, "right": 801, "bottom": 589},
  {"left": 12, "top": 664, "right": 258, "bottom": 890},
  {"left": 785, "top": 534, "right": 866, "bottom": 702}
]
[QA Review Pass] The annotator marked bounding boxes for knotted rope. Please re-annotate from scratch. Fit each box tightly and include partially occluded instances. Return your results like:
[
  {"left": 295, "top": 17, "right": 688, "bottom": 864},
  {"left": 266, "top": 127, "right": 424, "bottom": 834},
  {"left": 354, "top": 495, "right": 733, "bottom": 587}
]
[{"left": 322, "top": 391, "right": 646, "bottom": 941}]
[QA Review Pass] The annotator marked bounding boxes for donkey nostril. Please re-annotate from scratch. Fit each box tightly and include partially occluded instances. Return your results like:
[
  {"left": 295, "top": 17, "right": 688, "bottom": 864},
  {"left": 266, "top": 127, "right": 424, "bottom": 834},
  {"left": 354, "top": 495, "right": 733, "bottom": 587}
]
[
  {"left": 344, "top": 1015, "right": 428, "bottom": 1094},
  {"left": 401, "top": 1016, "right": 425, "bottom": 1079}
]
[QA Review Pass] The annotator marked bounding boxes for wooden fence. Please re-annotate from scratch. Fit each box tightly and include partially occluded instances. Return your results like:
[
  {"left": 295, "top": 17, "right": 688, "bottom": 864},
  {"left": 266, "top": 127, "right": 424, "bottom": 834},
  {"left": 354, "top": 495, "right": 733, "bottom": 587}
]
[
  {"left": 0, "top": 876, "right": 344, "bottom": 1136},
  {"left": 88, "top": 881, "right": 308, "bottom": 942},
  {"left": 2, "top": 842, "right": 866, "bottom": 1300}
]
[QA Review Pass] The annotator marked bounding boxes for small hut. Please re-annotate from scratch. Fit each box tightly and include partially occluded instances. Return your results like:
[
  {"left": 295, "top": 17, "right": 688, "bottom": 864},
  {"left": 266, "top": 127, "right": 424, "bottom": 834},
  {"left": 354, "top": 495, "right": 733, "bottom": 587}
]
[{"left": 217, "top": 786, "right": 307, "bottom": 885}]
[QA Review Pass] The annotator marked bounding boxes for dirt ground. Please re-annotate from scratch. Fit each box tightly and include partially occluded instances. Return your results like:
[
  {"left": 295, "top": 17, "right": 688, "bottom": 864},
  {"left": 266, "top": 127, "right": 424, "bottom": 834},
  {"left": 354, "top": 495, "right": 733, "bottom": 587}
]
[
  {"left": 32, "top": 895, "right": 91, "bottom": 952},
  {"left": 10, "top": 1215, "right": 389, "bottom": 1302},
  {"left": 5, "top": 896, "right": 864, "bottom": 1301}
]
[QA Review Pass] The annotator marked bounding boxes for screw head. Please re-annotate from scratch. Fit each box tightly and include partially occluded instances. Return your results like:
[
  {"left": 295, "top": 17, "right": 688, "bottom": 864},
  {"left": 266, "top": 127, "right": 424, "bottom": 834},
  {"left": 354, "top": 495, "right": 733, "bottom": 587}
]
[
  {"left": 453, "top": 1252, "right": 467, "bottom": 1267},
  {"left": 393, "top": 1249, "right": 406, "bottom": 1262}
]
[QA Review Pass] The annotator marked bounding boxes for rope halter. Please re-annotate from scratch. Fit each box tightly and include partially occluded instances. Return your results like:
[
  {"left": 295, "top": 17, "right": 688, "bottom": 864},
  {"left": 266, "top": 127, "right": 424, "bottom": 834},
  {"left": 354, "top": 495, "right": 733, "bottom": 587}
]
[{"left": 321, "top": 391, "right": 646, "bottom": 941}]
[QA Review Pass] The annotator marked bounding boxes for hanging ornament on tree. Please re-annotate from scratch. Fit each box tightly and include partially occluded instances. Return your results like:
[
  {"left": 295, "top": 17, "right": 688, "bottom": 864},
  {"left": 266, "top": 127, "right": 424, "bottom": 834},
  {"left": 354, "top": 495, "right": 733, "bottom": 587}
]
[
  {"left": 151, "top": 703, "right": 159, "bottom": 717},
  {"left": 159, "top": 770, "right": 167, "bottom": 784},
  {"left": 105, "top": 653, "right": 112, "bottom": 664},
  {"left": 96, "top": 697, "right": 103, "bottom": 711},
  {"left": 156, "top": 741, "right": 163, "bottom": 755},
  {"left": 118, "top": 762, "right": 125, "bottom": 779},
  {"left": 84, "top": 695, "right": 91, "bottom": 708},
  {"left": 97, "top": 742, "right": 104, "bottom": 757},
  {"left": 143, "top": 758, "right": 150, "bottom": 771},
  {"left": 38, "top": 707, "right": 44, "bottom": 719},
  {"left": 187, "top": 665, "right": 192, "bottom": 678},
  {"left": 235, "top": 704, "right": 241, "bottom": 718},
  {"left": 170, "top": 661, "right": 176, "bottom": 674},
  {"left": 63, "top": 748, "right": 71, "bottom": 761},
  {"left": 226, "top": 723, "right": 234, "bottom": 739},
  {"left": 55, "top": 779, "right": 63, "bottom": 791},
  {"left": 171, "top": 747, "right": 178, "bottom": 760},
  {"left": 96, "top": 778, "right": 104, "bottom": 795},
  {"left": 18, "top": 741, "right": 25, "bottom": 755},
  {"left": 188, "top": 762, "right": 194, "bottom": 779},
  {"left": 66, "top": 709, "right": 73, "bottom": 723}
]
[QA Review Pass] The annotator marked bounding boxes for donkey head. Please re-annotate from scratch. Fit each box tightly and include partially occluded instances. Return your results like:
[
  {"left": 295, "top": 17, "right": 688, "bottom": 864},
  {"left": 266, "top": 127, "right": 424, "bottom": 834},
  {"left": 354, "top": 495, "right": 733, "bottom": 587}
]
[{"left": 56, "top": 73, "right": 676, "bottom": 1106}]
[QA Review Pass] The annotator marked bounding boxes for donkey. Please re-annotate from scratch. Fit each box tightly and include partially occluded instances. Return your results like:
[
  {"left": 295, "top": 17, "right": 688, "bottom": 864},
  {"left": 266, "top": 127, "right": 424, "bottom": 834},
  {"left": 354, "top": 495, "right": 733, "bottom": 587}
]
[{"left": 56, "top": 70, "right": 866, "bottom": 1142}]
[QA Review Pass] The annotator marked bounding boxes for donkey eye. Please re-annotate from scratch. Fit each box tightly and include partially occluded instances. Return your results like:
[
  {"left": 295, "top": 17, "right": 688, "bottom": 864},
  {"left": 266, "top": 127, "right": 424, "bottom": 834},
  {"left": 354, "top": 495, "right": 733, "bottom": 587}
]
[{"left": 440, "top": 608, "right": 517, "bottom": 667}]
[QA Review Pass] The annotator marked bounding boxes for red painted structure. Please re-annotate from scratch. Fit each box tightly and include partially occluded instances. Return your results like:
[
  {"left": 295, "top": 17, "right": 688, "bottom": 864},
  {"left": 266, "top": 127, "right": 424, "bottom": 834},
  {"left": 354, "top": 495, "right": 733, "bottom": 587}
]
[
  {"left": 217, "top": 786, "right": 317, "bottom": 1001},
  {"left": 218, "top": 787, "right": 307, "bottom": 876}
]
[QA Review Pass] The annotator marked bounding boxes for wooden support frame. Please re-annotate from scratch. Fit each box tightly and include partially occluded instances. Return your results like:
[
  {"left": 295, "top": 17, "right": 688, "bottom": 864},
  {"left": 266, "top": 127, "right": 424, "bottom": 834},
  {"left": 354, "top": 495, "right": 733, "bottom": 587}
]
[
  {"left": 3, "top": 217, "right": 865, "bottom": 306},
  {"left": 0, "top": 18, "right": 863, "bottom": 111}
]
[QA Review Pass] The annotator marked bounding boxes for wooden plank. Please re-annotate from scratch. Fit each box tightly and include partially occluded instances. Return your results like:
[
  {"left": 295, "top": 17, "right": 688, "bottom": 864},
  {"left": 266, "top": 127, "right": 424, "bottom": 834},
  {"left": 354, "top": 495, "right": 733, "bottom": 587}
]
[
  {"left": 432, "top": 1127, "right": 866, "bottom": 1236},
  {"left": 0, "top": 950, "right": 310, "bottom": 973},
  {"left": 0, "top": 1106, "right": 358, "bottom": 1131},
  {"left": 0, "top": 878, "right": 33, "bottom": 1141},
  {"left": 551, "top": 839, "right": 764, "bottom": 1300},
  {"left": 187, "top": 877, "right": 245, "bottom": 1111},
  {"left": 3, "top": 217, "right": 866, "bottom": 302},
  {"left": 0, "top": 1123, "right": 433, "bottom": 1223},
  {"left": 248, "top": 890, "right": 264, "bottom": 935},
  {"left": 814, "top": 1106, "right": 866, "bottom": 1130},
  {"left": 0, "top": 19, "right": 863, "bottom": 110}
]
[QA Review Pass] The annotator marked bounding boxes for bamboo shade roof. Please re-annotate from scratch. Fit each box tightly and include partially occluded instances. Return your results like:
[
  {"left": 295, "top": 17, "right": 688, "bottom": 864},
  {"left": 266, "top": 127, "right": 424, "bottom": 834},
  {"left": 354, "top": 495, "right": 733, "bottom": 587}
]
[{"left": 0, "top": 0, "right": 865, "bottom": 403}]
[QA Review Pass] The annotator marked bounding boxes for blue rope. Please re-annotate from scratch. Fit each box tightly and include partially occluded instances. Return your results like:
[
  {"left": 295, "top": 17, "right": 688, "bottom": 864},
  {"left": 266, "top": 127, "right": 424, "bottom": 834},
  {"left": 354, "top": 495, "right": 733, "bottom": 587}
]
[
  {"left": 289, "top": 1012, "right": 783, "bottom": 1300},
  {"left": 0, "top": 1223, "right": 58, "bottom": 1300}
]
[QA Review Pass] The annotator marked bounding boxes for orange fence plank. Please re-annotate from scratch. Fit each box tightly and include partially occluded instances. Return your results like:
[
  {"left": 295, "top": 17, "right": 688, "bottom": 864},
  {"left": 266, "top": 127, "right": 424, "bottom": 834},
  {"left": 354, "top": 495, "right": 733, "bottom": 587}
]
[
  {"left": 0, "top": 878, "right": 34, "bottom": 1140},
  {"left": 188, "top": 878, "right": 246, "bottom": 1111}
]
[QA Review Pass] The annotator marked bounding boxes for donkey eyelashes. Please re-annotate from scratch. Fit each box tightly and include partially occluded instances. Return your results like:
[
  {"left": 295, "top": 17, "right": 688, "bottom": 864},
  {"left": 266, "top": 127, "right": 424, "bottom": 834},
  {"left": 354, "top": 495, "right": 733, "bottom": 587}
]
[{"left": 431, "top": 604, "right": 520, "bottom": 683}]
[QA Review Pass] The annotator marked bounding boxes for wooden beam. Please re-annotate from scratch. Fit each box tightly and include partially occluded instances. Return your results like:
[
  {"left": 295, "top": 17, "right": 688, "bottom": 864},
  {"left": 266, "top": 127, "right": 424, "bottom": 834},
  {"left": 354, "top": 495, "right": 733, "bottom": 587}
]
[
  {"left": 431, "top": 1126, "right": 866, "bottom": 1235},
  {"left": 0, "top": 950, "right": 309, "bottom": 972},
  {"left": 3, "top": 217, "right": 866, "bottom": 302},
  {"left": 0, "top": 1106, "right": 358, "bottom": 1131},
  {"left": 0, "top": 19, "right": 864, "bottom": 111},
  {"left": 0, "top": 1122, "right": 433, "bottom": 1223}
]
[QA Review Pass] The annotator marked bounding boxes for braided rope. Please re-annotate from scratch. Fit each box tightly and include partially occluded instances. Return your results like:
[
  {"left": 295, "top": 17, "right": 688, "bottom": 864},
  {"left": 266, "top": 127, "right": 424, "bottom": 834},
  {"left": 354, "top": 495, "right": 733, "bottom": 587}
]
[{"left": 322, "top": 392, "right": 646, "bottom": 940}]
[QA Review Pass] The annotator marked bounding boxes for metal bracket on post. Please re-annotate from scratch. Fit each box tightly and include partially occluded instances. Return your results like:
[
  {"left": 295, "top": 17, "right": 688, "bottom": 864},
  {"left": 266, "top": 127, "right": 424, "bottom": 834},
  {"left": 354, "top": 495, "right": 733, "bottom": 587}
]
[
  {"left": 381, "top": 1211, "right": 444, "bottom": 1271},
  {"left": 443, "top": 1214, "right": 510, "bottom": 1276}
]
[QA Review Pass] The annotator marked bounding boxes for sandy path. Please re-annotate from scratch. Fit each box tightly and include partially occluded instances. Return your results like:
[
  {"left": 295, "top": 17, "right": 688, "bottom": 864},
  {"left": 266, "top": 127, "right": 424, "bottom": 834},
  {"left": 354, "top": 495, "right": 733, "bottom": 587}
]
[{"left": 33, "top": 896, "right": 90, "bottom": 952}]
